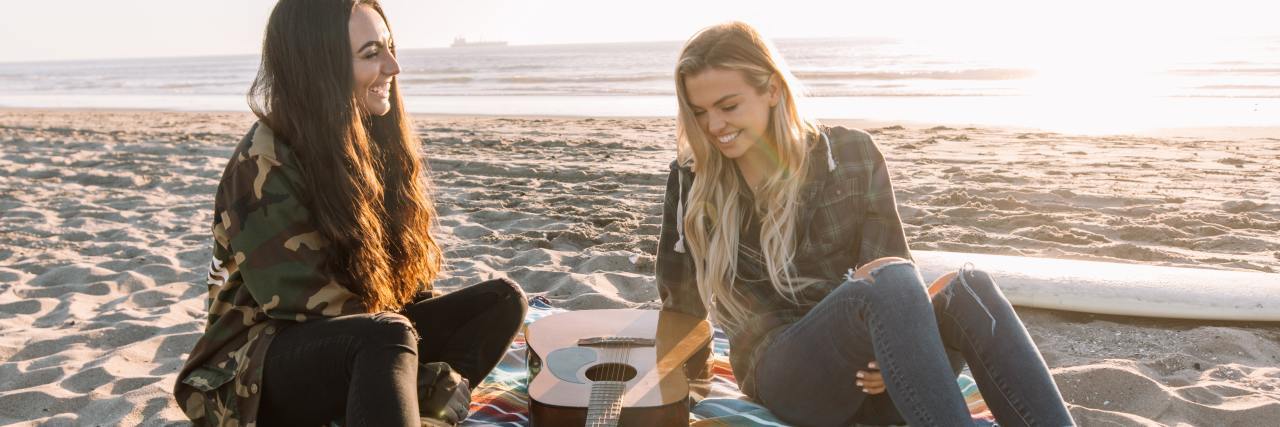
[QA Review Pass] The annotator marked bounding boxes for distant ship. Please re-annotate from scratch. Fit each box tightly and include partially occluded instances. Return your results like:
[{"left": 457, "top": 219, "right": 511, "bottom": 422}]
[{"left": 451, "top": 37, "right": 508, "bottom": 48}]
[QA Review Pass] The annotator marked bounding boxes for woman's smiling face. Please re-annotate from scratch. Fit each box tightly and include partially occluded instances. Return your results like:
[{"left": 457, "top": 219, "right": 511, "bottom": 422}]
[
  {"left": 683, "top": 67, "right": 779, "bottom": 160},
  {"left": 349, "top": 4, "right": 400, "bottom": 116}
]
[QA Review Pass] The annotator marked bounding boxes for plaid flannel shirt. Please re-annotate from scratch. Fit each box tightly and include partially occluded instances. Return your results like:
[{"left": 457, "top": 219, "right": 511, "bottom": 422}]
[{"left": 655, "top": 126, "right": 912, "bottom": 397}]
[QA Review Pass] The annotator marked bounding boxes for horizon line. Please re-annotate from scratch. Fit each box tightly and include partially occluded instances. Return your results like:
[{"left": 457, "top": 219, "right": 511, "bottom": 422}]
[{"left": 0, "top": 36, "right": 909, "bottom": 65}]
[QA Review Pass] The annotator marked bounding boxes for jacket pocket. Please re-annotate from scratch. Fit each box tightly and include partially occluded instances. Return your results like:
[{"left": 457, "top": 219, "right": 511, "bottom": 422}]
[
  {"left": 813, "top": 175, "right": 860, "bottom": 208},
  {"left": 182, "top": 365, "right": 235, "bottom": 392}
]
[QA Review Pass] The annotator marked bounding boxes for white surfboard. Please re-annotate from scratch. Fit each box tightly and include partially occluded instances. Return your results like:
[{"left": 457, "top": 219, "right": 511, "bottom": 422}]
[{"left": 912, "top": 251, "right": 1280, "bottom": 322}]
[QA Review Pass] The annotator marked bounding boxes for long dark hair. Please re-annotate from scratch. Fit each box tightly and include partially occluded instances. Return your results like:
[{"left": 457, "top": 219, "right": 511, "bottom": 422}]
[{"left": 249, "top": 0, "right": 442, "bottom": 313}]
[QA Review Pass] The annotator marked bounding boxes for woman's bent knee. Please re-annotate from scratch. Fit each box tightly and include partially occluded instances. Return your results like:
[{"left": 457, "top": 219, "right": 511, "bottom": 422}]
[
  {"left": 860, "top": 262, "right": 930, "bottom": 302},
  {"left": 849, "top": 257, "right": 912, "bottom": 283},
  {"left": 834, "top": 262, "right": 932, "bottom": 315},
  {"left": 936, "top": 268, "right": 999, "bottom": 300},
  {"left": 359, "top": 312, "right": 419, "bottom": 349},
  {"left": 487, "top": 277, "right": 529, "bottom": 313}
]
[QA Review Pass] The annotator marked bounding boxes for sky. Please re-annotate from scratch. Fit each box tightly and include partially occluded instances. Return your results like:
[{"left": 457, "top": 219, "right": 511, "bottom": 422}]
[{"left": 2, "top": 0, "right": 1278, "bottom": 63}]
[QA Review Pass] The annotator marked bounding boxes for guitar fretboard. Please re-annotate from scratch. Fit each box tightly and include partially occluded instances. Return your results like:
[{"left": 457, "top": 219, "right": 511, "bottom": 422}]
[{"left": 584, "top": 380, "right": 626, "bottom": 427}]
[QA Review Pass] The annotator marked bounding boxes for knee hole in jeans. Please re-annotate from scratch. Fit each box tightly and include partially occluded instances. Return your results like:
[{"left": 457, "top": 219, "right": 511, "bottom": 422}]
[{"left": 848, "top": 257, "right": 912, "bottom": 283}]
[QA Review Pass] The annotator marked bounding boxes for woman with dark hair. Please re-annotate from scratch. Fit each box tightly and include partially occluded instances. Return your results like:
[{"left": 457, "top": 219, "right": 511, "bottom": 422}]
[{"left": 173, "top": 1, "right": 527, "bottom": 425}]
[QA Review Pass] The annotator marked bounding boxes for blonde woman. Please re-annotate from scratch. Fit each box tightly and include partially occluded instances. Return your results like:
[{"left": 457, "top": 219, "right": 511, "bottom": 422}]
[{"left": 656, "top": 22, "right": 1074, "bottom": 426}]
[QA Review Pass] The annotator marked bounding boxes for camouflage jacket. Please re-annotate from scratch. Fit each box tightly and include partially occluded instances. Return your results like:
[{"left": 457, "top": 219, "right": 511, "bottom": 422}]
[{"left": 175, "top": 122, "right": 368, "bottom": 426}]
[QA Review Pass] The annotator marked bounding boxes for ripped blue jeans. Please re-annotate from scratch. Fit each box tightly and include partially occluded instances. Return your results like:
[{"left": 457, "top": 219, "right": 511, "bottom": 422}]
[{"left": 755, "top": 261, "right": 1074, "bottom": 427}]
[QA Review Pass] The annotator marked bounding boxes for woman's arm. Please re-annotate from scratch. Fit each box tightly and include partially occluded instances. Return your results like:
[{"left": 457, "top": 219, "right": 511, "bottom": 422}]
[
  {"left": 215, "top": 134, "right": 366, "bottom": 322},
  {"left": 655, "top": 161, "right": 708, "bottom": 320},
  {"left": 854, "top": 134, "right": 913, "bottom": 266},
  {"left": 655, "top": 161, "right": 713, "bottom": 384}
]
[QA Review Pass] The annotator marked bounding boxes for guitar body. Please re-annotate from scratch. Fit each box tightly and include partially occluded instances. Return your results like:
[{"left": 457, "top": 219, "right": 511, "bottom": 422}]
[{"left": 525, "top": 309, "right": 712, "bottom": 427}]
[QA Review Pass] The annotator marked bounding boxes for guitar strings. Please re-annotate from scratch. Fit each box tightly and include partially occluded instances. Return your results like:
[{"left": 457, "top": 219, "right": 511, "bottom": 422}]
[
  {"left": 590, "top": 336, "right": 644, "bottom": 425},
  {"left": 588, "top": 337, "right": 642, "bottom": 425}
]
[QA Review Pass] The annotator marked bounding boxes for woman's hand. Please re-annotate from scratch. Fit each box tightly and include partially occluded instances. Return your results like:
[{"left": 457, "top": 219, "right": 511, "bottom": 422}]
[
  {"left": 418, "top": 361, "right": 472, "bottom": 425},
  {"left": 856, "top": 361, "right": 885, "bottom": 395}
]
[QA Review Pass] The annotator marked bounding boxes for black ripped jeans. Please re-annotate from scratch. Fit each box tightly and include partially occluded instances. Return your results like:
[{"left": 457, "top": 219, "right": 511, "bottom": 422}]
[{"left": 257, "top": 278, "right": 528, "bottom": 426}]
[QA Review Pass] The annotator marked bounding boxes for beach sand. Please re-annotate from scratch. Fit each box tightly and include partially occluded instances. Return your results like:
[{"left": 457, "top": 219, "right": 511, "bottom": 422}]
[{"left": 1, "top": 110, "right": 1278, "bottom": 425}]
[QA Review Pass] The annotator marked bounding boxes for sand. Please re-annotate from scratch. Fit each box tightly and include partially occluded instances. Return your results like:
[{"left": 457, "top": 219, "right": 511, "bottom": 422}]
[{"left": 1, "top": 110, "right": 1277, "bottom": 426}]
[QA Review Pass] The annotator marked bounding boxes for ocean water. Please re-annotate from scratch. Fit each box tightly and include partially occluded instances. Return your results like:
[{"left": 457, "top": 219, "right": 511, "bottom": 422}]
[{"left": 2, "top": 38, "right": 1278, "bottom": 133}]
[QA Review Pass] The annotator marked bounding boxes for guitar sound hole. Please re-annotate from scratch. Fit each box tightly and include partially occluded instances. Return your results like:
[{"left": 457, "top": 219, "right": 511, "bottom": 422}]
[{"left": 584, "top": 363, "right": 638, "bottom": 382}]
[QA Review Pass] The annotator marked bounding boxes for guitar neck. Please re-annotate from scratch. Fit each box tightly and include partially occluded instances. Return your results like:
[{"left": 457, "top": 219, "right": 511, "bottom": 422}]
[{"left": 584, "top": 380, "right": 626, "bottom": 427}]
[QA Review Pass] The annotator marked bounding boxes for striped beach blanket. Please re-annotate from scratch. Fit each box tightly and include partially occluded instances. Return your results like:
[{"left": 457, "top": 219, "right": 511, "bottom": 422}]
[{"left": 463, "top": 297, "right": 995, "bottom": 426}]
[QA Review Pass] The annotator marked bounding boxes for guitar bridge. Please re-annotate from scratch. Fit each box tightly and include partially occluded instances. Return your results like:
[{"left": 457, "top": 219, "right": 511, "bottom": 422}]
[{"left": 577, "top": 337, "right": 655, "bottom": 347}]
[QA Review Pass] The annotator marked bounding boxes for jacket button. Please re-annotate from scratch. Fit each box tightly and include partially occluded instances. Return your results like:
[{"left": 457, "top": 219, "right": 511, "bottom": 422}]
[
  {"left": 250, "top": 383, "right": 260, "bottom": 394},
  {"left": 265, "top": 325, "right": 276, "bottom": 335}
]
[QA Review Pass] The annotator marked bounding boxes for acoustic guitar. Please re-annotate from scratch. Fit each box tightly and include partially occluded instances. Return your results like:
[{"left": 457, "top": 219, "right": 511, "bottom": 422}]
[{"left": 525, "top": 309, "right": 712, "bottom": 427}]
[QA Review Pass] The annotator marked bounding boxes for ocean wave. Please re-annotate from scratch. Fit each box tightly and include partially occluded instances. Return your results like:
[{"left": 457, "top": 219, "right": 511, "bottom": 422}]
[
  {"left": 807, "top": 92, "right": 1010, "bottom": 98},
  {"left": 1172, "top": 94, "right": 1280, "bottom": 99},
  {"left": 493, "top": 64, "right": 548, "bottom": 71},
  {"left": 793, "top": 68, "right": 1036, "bottom": 81},
  {"left": 405, "top": 66, "right": 475, "bottom": 75},
  {"left": 498, "top": 74, "right": 670, "bottom": 84},
  {"left": 1195, "top": 84, "right": 1280, "bottom": 90},
  {"left": 394, "top": 88, "right": 1012, "bottom": 98},
  {"left": 1172, "top": 68, "right": 1280, "bottom": 76},
  {"left": 397, "top": 88, "right": 676, "bottom": 97},
  {"left": 401, "top": 76, "right": 475, "bottom": 84},
  {"left": 157, "top": 83, "right": 216, "bottom": 89}
]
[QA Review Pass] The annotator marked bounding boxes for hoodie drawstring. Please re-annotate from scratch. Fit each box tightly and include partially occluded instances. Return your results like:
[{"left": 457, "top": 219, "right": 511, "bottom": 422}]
[
  {"left": 674, "top": 170, "right": 687, "bottom": 253},
  {"left": 822, "top": 132, "right": 836, "bottom": 172}
]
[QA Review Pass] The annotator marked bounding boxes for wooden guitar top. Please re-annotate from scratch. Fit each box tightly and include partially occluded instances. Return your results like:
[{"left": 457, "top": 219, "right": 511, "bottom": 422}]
[{"left": 526, "top": 309, "right": 712, "bottom": 409}]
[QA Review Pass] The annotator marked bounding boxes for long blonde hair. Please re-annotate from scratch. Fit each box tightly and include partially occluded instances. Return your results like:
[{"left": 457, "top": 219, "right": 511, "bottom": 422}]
[{"left": 675, "top": 22, "right": 821, "bottom": 333}]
